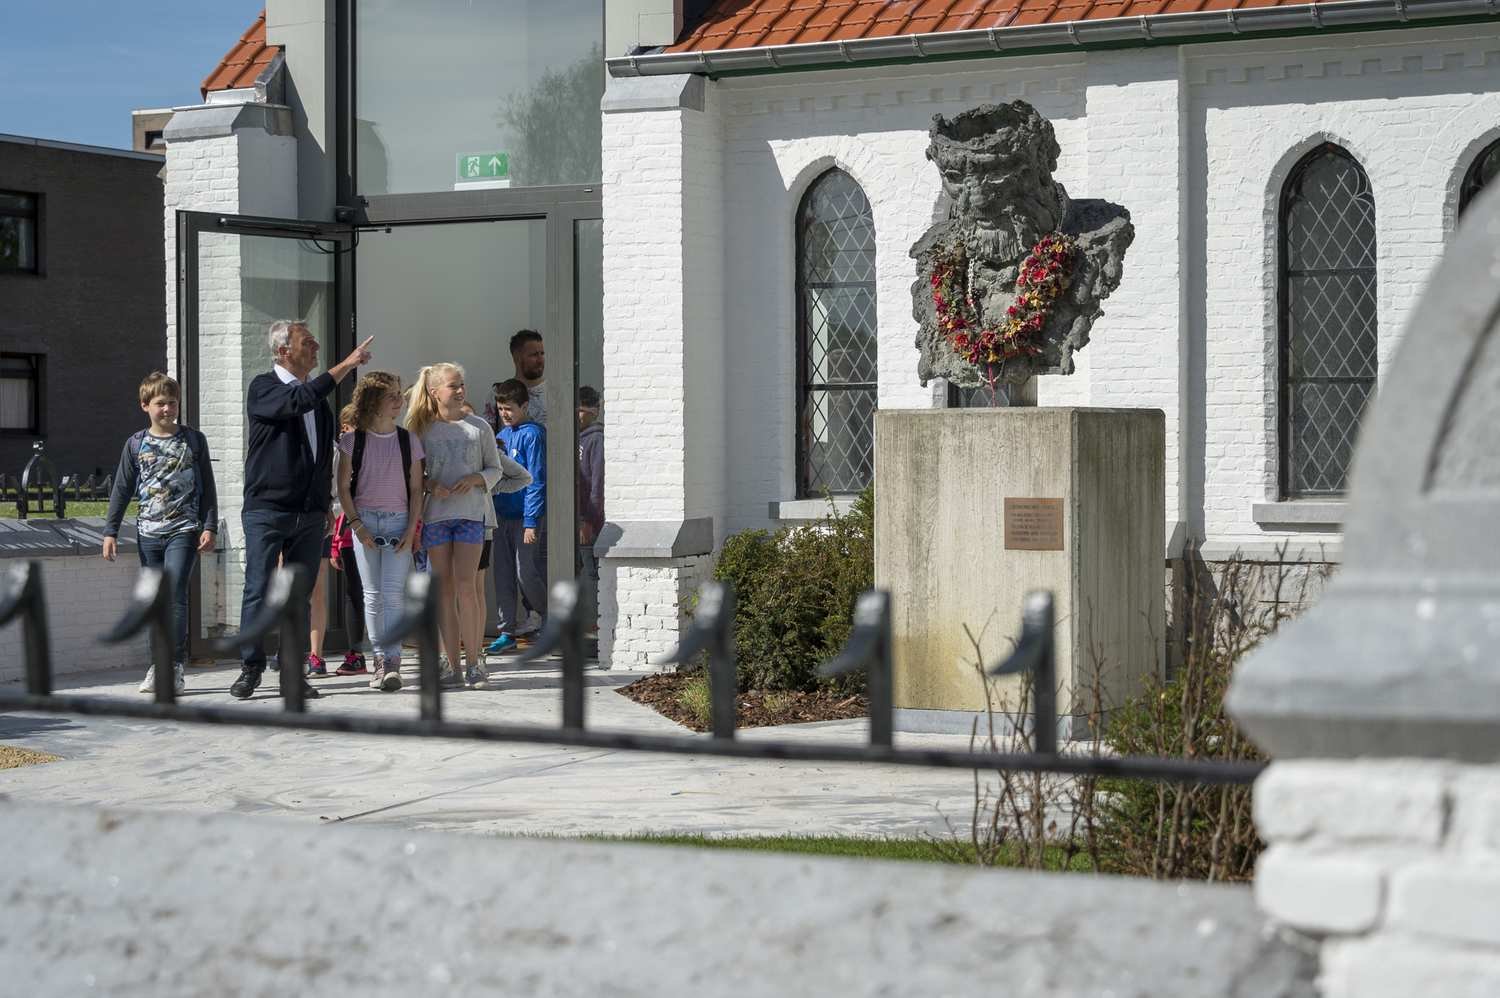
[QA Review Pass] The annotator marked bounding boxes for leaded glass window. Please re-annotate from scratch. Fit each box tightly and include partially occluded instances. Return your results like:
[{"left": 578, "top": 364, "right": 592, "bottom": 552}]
[
  {"left": 1459, "top": 139, "right": 1500, "bottom": 218},
  {"left": 1279, "top": 145, "right": 1377, "bottom": 498},
  {"left": 797, "top": 170, "right": 876, "bottom": 496}
]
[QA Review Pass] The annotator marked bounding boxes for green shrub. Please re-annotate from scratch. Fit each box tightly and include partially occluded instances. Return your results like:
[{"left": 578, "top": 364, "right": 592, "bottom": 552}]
[
  {"left": 712, "top": 488, "right": 873, "bottom": 692},
  {"left": 1089, "top": 555, "right": 1323, "bottom": 881}
]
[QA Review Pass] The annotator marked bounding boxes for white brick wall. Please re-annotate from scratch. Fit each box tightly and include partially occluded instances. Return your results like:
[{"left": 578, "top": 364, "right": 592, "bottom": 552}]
[
  {"left": 162, "top": 110, "right": 298, "bottom": 636},
  {"left": 615, "top": 26, "right": 1500, "bottom": 558},
  {"left": 1254, "top": 760, "right": 1500, "bottom": 997},
  {"left": 0, "top": 556, "right": 150, "bottom": 683},
  {"left": 1191, "top": 27, "right": 1500, "bottom": 544},
  {"left": 718, "top": 55, "right": 1088, "bottom": 528},
  {"left": 597, "top": 554, "right": 708, "bottom": 668},
  {"left": 603, "top": 104, "right": 690, "bottom": 525}
]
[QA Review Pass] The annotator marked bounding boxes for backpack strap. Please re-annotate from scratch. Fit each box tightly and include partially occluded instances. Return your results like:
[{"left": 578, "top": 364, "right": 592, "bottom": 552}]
[
  {"left": 397, "top": 427, "right": 414, "bottom": 511},
  {"left": 350, "top": 430, "right": 367, "bottom": 505}
]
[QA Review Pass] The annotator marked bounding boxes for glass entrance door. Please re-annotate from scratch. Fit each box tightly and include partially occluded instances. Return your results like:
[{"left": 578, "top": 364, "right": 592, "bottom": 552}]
[
  {"left": 352, "top": 209, "right": 602, "bottom": 643},
  {"left": 176, "top": 211, "right": 353, "bottom": 659}
]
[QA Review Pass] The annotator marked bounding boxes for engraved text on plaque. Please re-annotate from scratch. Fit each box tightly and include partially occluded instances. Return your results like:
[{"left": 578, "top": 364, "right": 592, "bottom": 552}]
[{"left": 1004, "top": 498, "right": 1064, "bottom": 551}]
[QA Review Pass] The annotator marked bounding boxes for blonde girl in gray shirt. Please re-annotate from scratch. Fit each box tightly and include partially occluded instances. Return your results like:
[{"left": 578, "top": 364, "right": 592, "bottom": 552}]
[{"left": 407, "top": 362, "right": 530, "bottom": 688}]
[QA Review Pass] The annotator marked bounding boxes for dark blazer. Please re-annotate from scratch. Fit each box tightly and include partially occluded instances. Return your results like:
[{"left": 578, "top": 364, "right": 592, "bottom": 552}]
[{"left": 243, "top": 370, "right": 338, "bottom": 515}]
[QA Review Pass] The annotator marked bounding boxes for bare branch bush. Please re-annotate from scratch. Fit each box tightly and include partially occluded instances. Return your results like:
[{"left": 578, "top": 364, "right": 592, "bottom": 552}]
[{"left": 941, "top": 547, "right": 1331, "bottom": 879}]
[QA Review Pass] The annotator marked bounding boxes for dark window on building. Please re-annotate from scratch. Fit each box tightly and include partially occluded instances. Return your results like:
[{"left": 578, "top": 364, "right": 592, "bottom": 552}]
[
  {"left": 0, "top": 190, "right": 40, "bottom": 274},
  {"left": 796, "top": 169, "right": 877, "bottom": 497},
  {"left": 1279, "top": 144, "right": 1377, "bottom": 499},
  {"left": 0, "top": 353, "right": 43, "bottom": 434},
  {"left": 1458, "top": 139, "right": 1500, "bottom": 218}
]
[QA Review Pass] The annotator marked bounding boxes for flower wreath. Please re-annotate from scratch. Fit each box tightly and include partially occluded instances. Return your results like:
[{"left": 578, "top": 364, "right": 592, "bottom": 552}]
[{"left": 930, "top": 233, "right": 1077, "bottom": 399}]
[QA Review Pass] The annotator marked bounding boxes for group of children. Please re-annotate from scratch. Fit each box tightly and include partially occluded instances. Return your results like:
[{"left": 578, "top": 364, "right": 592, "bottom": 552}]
[{"left": 104, "top": 358, "right": 604, "bottom": 696}]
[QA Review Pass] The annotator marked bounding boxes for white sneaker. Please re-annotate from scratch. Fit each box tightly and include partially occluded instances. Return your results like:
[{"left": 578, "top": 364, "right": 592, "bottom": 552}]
[
  {"left": 173, "top": 663, "right": 186, "bottom": 694},
  {"left": 138, "top": 667, "right": 155, "bottom": 694}
]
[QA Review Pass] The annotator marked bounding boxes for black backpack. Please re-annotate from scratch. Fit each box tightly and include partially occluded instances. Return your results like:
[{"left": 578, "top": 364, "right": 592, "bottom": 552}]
[{"left": 350, "top": 427, "right": 415, "bottom": 508}]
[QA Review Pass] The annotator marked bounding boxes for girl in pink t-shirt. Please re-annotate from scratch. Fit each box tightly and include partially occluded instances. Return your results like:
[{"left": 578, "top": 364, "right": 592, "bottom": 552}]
[{"left": 336, "top": 371, "right": 425, "bottom": 691}]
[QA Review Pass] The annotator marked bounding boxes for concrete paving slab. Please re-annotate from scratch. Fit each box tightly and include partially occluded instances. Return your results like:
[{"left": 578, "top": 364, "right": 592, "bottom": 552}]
[{"left": 0, "top": 660, "right": 995, "bottom": 840}]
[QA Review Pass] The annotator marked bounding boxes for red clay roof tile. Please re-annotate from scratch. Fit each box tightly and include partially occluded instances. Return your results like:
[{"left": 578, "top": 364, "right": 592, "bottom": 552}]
[
  {"left": 667, "top": 0, "right": 1325, "bottom": 52},
  {"left": 201, "top": 10, "right": 280, "bottom": 97}
]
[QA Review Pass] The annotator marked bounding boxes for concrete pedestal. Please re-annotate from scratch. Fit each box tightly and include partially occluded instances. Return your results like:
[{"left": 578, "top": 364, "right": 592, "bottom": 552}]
[{"left": 875, "top": 408, "right": 1164, "bottom": 730}]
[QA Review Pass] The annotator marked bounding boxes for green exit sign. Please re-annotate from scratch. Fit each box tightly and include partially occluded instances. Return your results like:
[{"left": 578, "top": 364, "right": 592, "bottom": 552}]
[{"left": 456, "top": 152, "right": 509, "bottom": 181}]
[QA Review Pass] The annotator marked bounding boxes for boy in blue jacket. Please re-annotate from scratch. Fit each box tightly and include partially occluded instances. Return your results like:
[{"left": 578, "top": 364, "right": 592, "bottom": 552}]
[{"left": 487, "top": 379, "right": 547, "bottom": 652}]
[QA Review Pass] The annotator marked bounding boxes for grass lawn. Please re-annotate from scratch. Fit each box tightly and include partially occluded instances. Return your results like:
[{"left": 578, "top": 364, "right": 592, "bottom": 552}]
[
  {"left": 0, "top": 500, "right": 133, "bottom": 520},
  {"left": 547, "top": 833, "right": 1095, "bottom": 871}
]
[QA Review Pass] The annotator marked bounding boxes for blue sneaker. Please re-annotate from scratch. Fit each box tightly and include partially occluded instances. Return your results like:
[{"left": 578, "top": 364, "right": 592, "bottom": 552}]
[{"left": 484, "top": 633, "right": 516, "bottom": 655}]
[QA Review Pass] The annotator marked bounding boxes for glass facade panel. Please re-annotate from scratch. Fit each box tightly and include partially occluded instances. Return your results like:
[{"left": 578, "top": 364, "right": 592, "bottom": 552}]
[
  {"left": 356, "top": 0, "right": 603, "bottom": 195},
  {"left": 194, "top": 232, "right": 335, "bottom": 640},
  {"left": 355, "top": 221, "right": 547, "bottom": 413}
]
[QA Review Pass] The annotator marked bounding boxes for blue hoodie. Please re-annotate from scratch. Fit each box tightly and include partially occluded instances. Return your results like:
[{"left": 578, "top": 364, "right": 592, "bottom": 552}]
[{"left": 495, "top": 420, "right": 545, "bottom": 527}]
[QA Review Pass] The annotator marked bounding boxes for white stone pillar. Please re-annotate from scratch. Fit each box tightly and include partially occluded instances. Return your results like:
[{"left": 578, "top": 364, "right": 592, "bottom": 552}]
[
  {"left": 1228, "top": 185, "right": 1500, "bottom": 995},
  {"left": 162, "top": 100, "right": 297, "bottom": 636},
  {"left": 598, "top": 74, "right": 725, "bottom": 668}
]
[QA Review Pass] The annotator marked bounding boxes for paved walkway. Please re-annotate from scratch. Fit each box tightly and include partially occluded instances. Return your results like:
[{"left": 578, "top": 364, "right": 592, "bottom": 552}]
[{"left": 0, "top": 660, "right": 990, "bottom": 840}]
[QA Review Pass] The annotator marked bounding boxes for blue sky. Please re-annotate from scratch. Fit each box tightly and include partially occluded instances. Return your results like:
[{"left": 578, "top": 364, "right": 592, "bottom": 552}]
[{"left": 0, "top": 2, "right": 265, "bottom": 149}]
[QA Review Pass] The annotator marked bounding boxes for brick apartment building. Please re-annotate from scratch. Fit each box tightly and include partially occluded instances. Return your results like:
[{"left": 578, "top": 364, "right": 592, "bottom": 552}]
[{"left": 1, "top": 134, "right": 165, "bottom": 479}]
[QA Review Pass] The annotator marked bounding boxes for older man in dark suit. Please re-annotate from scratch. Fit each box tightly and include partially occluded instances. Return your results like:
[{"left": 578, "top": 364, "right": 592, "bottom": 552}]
[{"left": 230, "top": 320, "right": 373, "bottom": 700}]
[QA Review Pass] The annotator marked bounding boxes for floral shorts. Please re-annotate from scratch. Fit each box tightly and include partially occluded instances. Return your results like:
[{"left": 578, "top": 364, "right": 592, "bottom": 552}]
[{"left": 420, "top": 518, "right": 485, "bottom": 548}]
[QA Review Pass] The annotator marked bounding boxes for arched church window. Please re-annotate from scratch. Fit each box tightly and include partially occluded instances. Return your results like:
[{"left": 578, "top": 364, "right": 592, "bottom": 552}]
[
  {"left": 1279, "top": 144, "right": 1377, "bottom": 499},
  {"left": 796, "top": 169, "right": 877, "bottom": 497},
  {"left": 1458, "top": 139, "right": 1500, "bottom": 218}
]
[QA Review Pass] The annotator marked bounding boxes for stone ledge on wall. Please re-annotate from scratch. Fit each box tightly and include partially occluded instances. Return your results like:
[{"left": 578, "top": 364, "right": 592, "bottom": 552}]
[
  {"left": 0, "top": 518, "right": 136, "bottom": 559},
  {"left": 594, "top": 517, "right": 714, "bottom": 560},
  {"left": 0, "top": 523, "right": 151, "bottom": 682},
  {"left": 0, "top": 799, "right": 1316, "bottom": 996},
  {"left": 1195, "top": 537, "right": 1342, "bottom": 564},
  {"left": 1251, "top": 501, "right": 1346, "bottom": 528},
  {"left": 768, "top": 497, "right": 857, "bottom": 522},
  {"left": 162, "top": 102, "right": 294, "bottom": 142}
]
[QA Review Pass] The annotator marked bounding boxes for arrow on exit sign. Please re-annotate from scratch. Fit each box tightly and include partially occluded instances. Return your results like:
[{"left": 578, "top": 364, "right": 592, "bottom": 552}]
[{"left": 457, "top": 152, "right": 509, "bottom": 181}]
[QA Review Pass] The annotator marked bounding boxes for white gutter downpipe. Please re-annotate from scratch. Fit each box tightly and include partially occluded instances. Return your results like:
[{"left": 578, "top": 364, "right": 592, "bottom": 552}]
[{"left": 605, "top": 0, "right": 1497, "bottom": 77}]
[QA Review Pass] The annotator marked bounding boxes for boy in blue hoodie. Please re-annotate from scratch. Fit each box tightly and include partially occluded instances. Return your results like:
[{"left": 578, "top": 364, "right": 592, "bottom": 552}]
[{"left": 486, "top": 379, "right": 547, "bottom": 652}]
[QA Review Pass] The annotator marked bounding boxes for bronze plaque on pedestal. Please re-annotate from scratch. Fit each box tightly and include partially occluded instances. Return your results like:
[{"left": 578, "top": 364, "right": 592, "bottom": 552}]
[{"left": 1004, "top": 498, "right": 1064, "bottom": 551}]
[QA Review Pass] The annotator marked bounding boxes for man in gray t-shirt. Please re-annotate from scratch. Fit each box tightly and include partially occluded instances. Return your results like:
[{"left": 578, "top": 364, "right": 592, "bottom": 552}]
[
  {"left": 506, "top": 328, "right": 548, "bottom": 629},
  {"left": 508, "top": 329, "right": 546, "bottom": 428}
]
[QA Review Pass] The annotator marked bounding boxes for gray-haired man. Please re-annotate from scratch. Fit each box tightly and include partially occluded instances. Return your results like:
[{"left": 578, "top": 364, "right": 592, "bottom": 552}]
[{"left": 230, "top": 320, "right": 372, "bottom": 700}]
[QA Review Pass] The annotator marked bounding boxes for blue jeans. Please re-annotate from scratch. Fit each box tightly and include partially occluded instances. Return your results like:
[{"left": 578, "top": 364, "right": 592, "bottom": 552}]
[
  {"left": 136, "top": 530, "right": 198, "bottom": 666},
  {"left": 240, "top": 508, "right": 326, "bottom": 673},
  {"left": 349, "top": 507, "right": 411, "bottom": 660}
]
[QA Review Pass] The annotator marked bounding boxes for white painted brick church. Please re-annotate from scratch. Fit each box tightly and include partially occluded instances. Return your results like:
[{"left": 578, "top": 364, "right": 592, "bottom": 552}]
[{"left": 161, "top": 1, "right": 1500, "bottom": 666}]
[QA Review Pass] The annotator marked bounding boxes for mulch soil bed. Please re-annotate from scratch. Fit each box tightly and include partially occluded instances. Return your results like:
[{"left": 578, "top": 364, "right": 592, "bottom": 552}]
[{"left": 618, "top": 673, "right": 868, "bottom": 732}]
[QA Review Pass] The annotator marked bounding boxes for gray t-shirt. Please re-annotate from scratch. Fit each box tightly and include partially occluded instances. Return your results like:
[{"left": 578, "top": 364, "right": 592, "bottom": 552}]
[
  {"left": 418, "top": 414, "right": 530, "bottom": 525},
  {"left": 525, "top": 381, "right": 546, "bottom": 428}
]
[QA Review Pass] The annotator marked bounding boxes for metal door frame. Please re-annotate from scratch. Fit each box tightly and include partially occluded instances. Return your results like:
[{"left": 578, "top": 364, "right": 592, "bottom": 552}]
[{"left": 176, "top": 210, "right": 356, "bottom": 659}]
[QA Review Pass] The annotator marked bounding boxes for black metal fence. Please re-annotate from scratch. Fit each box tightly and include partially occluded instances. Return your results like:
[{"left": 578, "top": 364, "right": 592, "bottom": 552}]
[
  {"left": 0, "top": 559, "right": 1264, "bottom": 786},
  {"left": 3, "top": 442, "right": 113, "bottom": 519}
]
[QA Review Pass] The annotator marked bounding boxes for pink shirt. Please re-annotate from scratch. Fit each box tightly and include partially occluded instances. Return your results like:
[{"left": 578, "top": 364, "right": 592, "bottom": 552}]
[{"left": 337, "top": 429, "right": 424, "bottom": 513}]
